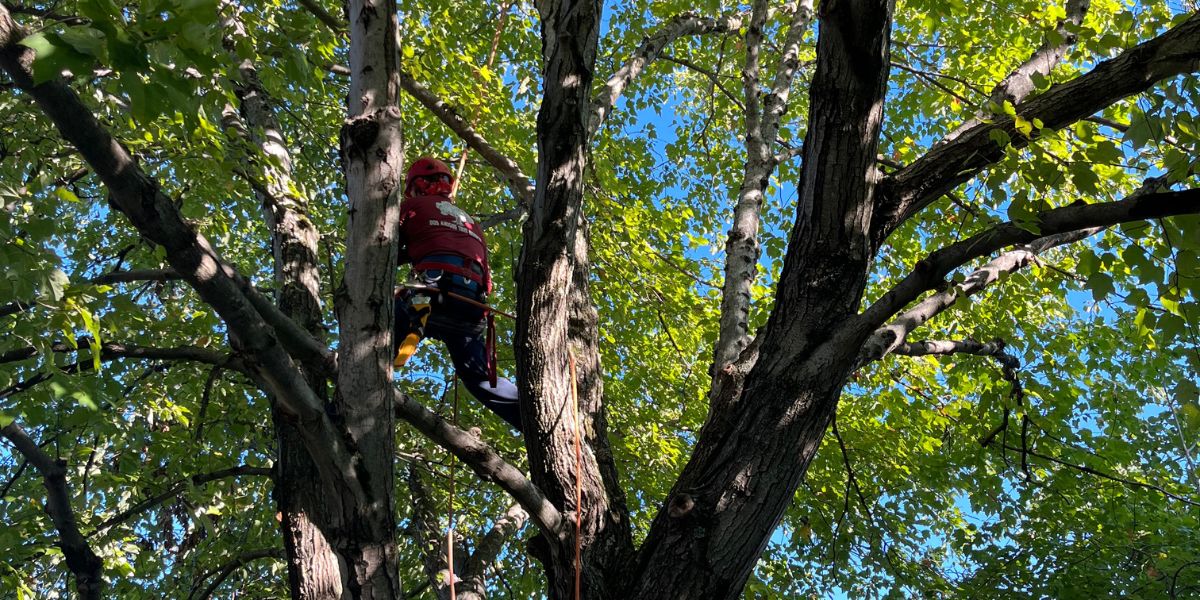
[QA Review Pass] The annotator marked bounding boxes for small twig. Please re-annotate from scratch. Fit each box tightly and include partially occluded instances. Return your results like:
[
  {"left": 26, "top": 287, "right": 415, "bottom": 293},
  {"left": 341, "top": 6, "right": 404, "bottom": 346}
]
[
  {"left": 660, "top": 53, "right": 745, "bottom": 111},
  {"left": 91, "top": 465, "right": 273, "bottom": 534},
  {"left": 1171, "top": 560, "right": 1200, "bottom": 598},
  {"left": 189, "top": 548, "right": 283, "bottom": 600},
  {"left": 194, "top": 366, "right": 224, "bottom": 442},
  {"left": 0, "top": 457, "right": 29, "bottom": 497},
  {"left": 999, "top": 443, "right": 1200, "bottom": 507}
]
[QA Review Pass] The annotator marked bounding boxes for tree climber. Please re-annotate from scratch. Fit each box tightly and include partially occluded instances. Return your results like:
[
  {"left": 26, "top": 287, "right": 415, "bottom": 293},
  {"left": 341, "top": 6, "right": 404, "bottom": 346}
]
[{"left": 393, "top": 157, "right": 522, "bottom": 432}]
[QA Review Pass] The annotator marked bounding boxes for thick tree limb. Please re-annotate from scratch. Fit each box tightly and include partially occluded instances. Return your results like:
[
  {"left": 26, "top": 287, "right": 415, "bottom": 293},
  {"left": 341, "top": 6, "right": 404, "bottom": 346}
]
[
  {"left": 333, "top": 0, "right": 406, "bottom": 591},
  {"left": 1, "top": 3, "right": 363, "bottom": 510},
  {"left": 295, "top": 0, "right": 536, "bottom": 223},
  {"left": 632, "top": 1, "right": 897, "bottom": 596},
  {"left": 942, "top": 0, "right": 1091, "bottom": 142},
  {"left": 394, "top": 390, "right": 564, "bottom": 538},
  {"left": 189, "top": 548, "right": 284, "bottom": 600},
  {"left": 519, "top": 1, "right": 639, "bottom": 596},
  {"left": 399, "top": 70, "right": 536, "bottom": 208},
  {"left": 223, "top": 57, "right": 325, "bottom": 337},
  {"left": 874, "top": 12, "right": 1200, "bottom": 243},
  {"left": 589, "top": 6, "right": 788, "bottom": 135},
  {"left": 457, "top": 503, "right": 528, "bottom": 600},
  {"left": 854, "top": 184, "right": 1200, "bottom": 363},
  {"left": 713, "top": 0, "right": 814, "bottom": 373},
  {"left": 214, "top": 21, "right": 346, "bottom": 593},
  {"left": 0, "top": 338, "right": 241, "bottom": 369},
  {"left": 0, "top": 420, "right": 103, "bottom": 600},
  {"left": 216, "top": 35, "right": 333, "bottom": 372},
  {"left": 1, "top": 7, "right": 319, "bottom": 411},
  {"left": 294, "top": 0, "right": 343, "bottom": 33},
  {"left": 92, "top": 465, "right": 273, "bottom": 534},
  {"left": 893, "top": 338, "right": 1015, "bottom": 362},
  {"left": 861, "top": 229, "right": 1095, "bottom": 364}
]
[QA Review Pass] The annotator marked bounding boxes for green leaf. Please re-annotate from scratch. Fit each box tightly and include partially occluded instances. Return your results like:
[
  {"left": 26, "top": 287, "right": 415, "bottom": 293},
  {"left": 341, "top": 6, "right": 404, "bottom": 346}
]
[
  {"left": 17, "top": 33, "right": 94, "bottom": 83},
  {"left": 1070, "top": 162, "right": 1100, "bottom": 194},
  {"left": 39, "top": 269, "right": 70, "bottom": 302},
  {"left": 77, "top": 0, "right": 121, "bottom": 32},
  {"left": 54, "top": 187, "right": 80, "bottom": 203},
  {"left": 1014, "top": 116, "right": 1033, "bottom": 138},
  {"left": 989, "top": 128, "right": 1011, "bottom": 149},
  {"left": 1086, "top": 272, "right": 1114, "bottom": 301},
  {"left": 107, "top": 32, "right": 149, "bottom": 71},
  {"left": 57, "top": 27, "right": 108, "bottom": 59}
]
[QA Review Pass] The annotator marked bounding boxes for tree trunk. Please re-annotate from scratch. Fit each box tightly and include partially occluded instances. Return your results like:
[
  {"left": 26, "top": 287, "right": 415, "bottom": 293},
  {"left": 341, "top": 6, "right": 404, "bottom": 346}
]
[
  {"left": 226, "top": 54, "right": 348, "bottom": 598},
  {"left": 629, "top": 1, "right": 895, "bottom": 597},
  {"left": 516, "top": 1, "right": 634, "bottom": 597},
  {"left": 328, "top": 0, "right": 405, "bottom": 593}
]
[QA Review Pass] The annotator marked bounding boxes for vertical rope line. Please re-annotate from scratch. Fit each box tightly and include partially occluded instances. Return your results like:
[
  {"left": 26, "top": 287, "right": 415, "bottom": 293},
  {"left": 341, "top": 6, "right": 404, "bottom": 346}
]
[
  {"left": 449, "top": 0, "right": 514, "bottom": 198},
  {"left": 448, "top": 376, "right": 459, "bottom": 600}
]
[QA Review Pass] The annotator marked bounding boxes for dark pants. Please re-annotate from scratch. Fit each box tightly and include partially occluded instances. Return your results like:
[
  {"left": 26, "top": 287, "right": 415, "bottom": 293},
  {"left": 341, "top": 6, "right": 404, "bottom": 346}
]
[{"left": 394, "top": 271, "right": 522, "bottom": 432}]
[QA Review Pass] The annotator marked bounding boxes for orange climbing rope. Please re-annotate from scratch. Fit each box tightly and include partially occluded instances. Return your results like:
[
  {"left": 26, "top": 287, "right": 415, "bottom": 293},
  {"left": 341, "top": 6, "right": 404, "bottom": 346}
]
[
  {"left": 449, "top": 0, "right": 514, "bottom": 198},
  {"left": 416, "top": 265, "right": 582, "bottom": 599}
]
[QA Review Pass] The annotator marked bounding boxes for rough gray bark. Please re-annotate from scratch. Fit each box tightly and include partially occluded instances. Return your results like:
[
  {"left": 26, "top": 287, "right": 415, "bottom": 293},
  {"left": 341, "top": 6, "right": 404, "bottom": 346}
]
[
  {"left": 407, "top": 464, "right": 528, "bottom": 600},
  {"left": 941, "top": 0, "right": 1091, "bottom": 143},
  {"left": 456, "top": 503, "right": 528, "bottom": 599},
  {"left": 516, "top": 1, "right": 634, "bottom": 598},
  {"left": 0, "top": 421, "right": 103, "bottom": 600},
  {"left": 630, "top": 2, "right": 896, "bottom": 597},
  {"left": 854, "top": 185, "right": 1200, "bottom": 364},
  {"left": 332, "top": 0, "right": 405, "bottom": 592},
  {"left": 218, "top": 18, "right": 345, "bottom": 592}
]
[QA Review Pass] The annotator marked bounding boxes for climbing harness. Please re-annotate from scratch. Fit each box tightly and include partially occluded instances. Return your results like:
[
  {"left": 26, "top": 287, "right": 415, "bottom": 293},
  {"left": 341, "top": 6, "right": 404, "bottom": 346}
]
[{"left": 395, "top": 281, "right": 513, "bottom": 380}]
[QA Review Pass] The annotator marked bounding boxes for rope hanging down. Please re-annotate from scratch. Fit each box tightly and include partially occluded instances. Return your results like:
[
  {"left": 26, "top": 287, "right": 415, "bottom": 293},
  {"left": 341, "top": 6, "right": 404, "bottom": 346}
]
[
  {"left": 449, "top": 0, "right": 514, "bottom": 198},
  {"left": 447, "top": 376, "right": 460, "bottom": 600}
]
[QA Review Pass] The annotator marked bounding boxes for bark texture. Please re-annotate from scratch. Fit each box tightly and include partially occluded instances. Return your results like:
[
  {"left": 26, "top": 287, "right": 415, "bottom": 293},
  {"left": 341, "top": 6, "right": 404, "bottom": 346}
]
[
  {"left": 713, "top": 0, "right": 815, "bottom": 373},
  {"left": 0, "top": 422, "right": 103, "bottom": 600},
  {"left": 631, "top": 2, "right": 895, "bottom": 597},
  {"left": 516, "top": 0, "right": 634, "bottom": 597},
  {"left": 332, "top": 0, "right": 405, "bottom": 593},
  {"left": 875, "top": 11, "right": 1200, "bottom": 243},
  {"left": 223, "top": 41, "right": 345, "bottom": 598}
]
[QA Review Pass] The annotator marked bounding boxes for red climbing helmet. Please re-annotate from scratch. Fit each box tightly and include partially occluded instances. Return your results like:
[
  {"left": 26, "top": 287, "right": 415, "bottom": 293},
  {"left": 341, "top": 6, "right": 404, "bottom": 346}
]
[{"left": 405, "top": 157, "right": 454, "bottom": 198}]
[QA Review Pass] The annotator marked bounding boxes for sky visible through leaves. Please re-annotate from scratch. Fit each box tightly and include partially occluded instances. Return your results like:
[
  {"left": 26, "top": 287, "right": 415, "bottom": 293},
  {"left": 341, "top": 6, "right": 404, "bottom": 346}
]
[{"left": 1, "top": 0, "right": 1199, "bottom": 597}]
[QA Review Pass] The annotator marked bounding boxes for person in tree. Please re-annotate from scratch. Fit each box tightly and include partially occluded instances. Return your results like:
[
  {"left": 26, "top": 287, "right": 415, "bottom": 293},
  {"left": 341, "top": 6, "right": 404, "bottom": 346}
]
[{"left": 393, "top": 157, "right": 522, "bottom": 432}]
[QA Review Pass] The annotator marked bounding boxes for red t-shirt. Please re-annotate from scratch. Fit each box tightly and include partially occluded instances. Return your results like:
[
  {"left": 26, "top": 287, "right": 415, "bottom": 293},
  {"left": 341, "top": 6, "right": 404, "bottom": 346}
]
[{"left": 397, "top": 194, "right": 491, "bottom": 291}]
